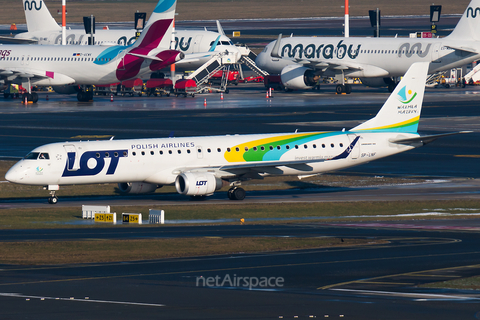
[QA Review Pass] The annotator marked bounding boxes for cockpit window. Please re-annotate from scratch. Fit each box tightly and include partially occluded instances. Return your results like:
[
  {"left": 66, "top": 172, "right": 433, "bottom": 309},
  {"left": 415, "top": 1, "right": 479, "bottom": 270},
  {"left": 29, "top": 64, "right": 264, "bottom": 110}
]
[
  {"left": 39, "top": 153, "right": 50, "bottom": 160},
  {"left": 24, "top": 152, "right": 39, "bottom": 160}
]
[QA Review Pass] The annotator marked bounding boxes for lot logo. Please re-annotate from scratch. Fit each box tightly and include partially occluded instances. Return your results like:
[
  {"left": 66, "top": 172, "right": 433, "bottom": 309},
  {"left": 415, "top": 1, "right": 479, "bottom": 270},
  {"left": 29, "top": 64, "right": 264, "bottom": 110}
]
[
  {"left": 397, "top": 85, "right": 417, "bottom": 104},
  {"left": 467, "top": 7, "right": 480, "bottom": 18},
  {"left": 24, "top": 0, "right": 42, "bottom": 11},
  {"left": 62, "top": 149, "right": 127, "bottom": 177},
  {"left": 196, "top": 180, "right": 207, "bottom": 186}
]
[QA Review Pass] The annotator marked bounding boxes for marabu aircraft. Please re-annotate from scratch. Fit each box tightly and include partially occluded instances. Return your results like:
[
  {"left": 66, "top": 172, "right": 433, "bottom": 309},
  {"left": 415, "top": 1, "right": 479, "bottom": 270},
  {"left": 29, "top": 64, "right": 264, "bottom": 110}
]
[
  {"left": 4, "top": 0, "right": 240, "bottom": 71},
  {"left": 5, "top": 62, "right": 466, "bottom": 204},
  {"left": 0, "top": 0, "right": 183, "bottom": 102},
  {"left": 255, "top": 0, "right": 480, "bottom": 94}
]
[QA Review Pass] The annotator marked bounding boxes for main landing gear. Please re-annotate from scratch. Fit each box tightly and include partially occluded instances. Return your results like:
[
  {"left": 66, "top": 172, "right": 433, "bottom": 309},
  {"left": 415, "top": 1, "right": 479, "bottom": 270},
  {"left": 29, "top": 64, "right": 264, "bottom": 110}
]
[
  {"left": 22, "top": 92, "right": 39, "bottom": 103},
  {"left": 228, "top": 187, "right": 246, "bottom": 200},
  {"left": 335, "top": 84, "right": 352, "bottom": 94},
  {"left": 77, "top": 87, "right": 94, "bottom": 102}
]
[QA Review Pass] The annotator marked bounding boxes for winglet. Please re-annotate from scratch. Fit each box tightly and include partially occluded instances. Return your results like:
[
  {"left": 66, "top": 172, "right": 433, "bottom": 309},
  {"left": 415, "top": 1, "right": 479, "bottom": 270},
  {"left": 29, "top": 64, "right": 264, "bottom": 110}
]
[
  {"left": 350, "top": 62, "right": 430, "bottom": 133},
  {"left": 270, "top": 34, "right": 283, "bottom": 58}
]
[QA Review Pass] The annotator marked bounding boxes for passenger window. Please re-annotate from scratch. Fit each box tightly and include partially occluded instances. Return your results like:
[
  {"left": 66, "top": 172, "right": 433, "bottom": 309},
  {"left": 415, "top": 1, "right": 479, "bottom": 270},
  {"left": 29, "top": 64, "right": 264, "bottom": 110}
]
[
  {"left": 159, "top": 151, "right": 163, "bottom": 155},
  {"left": 340, "top": 143, "right": 344, "bottom": 148},
  {"left": 286, "top": 145, "right": 290, "bottom": 150},
  {"left": 304, "top": 145, "right": 308, "bottom": 149},
  {"left": 295, "top": 145, "right": 299, "bottom": 149},
  {"left": 132, "top": 152, "right": 136, "bottom": 156},
  {"left": 114, "top": 152, "right": 119, "bottom": 157},
  {"left": 123, "top": 151, "right": 128, "bottom": 157},
  {"left": 141, "top": 151, "right": 145, "bottom": 156},
  {"left": 217, "top": 148, "right": 221, "bottom": 152},
  {"left": 178, "top": 150, "right": 181, "bottom": 154},
  {"left": 208, "top": 148, "right": 211, "bottom": 153},
  {"left": 105, "top": 152, "right": 110, "bottom": 158},
  {"left": 150, "top": 151, "right": 154, "bottom": 155},
  {"left": 187, "top": 149, "right": 191, "bottom": 154},
  {"left": 168, "top": 150, "right": 172, "bottom": 154},
  {"left": 261, "top": 146, "right": 265, "bottom": 151},
  {"left": 331, "top": 144, "right": 334, "bottom": 148},
  {"left": 277, "top": 146, "right": 281, "bottom": 150},
  {"left": 96, "top": 153, "right": 100, "bottom": 158}
]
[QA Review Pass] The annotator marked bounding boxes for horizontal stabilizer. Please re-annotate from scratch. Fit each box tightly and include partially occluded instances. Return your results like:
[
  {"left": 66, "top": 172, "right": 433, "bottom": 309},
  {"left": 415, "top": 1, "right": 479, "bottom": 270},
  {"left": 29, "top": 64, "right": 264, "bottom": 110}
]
[
  {"left": 127, "top": 53, "right": 163, "bottom": 61},
  {"left": 390, "top": 131, "right": 472, "bottom": 146}
]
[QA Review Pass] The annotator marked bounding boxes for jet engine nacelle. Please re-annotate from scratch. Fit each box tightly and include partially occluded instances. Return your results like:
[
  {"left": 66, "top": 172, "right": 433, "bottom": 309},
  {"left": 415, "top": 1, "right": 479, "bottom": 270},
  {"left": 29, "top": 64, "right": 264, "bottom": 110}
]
[
  {"left": 280, "top": 65, "right": 317, "bottom": 90},
  {"left": 117, "top": 182, "right": 159, "bottom": 194},
  {"left": 52, "top": 85, "right": 81, "bottom": 95},
  {"left": 175, "top": 172, "right": 223, "bottom": 196}
]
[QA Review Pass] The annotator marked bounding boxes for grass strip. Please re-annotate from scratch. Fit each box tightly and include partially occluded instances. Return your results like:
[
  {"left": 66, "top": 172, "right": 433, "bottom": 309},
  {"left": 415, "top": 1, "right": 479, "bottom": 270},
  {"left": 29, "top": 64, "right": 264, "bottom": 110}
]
[
  {"left": 420, "top": 275, "right": 480, "bottom": 290},
  {"left": 0, "top": 200, "right": 479, "bottom": 229},
  {"left": 0, "top": 237, "right": 380, "bottom": 265}
]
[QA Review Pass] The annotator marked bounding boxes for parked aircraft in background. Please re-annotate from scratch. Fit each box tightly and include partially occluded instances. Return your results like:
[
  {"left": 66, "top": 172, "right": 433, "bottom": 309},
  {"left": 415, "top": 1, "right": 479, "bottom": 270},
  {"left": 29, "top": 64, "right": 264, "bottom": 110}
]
[
  {"left": 5, "top": 62, "right": 467, "bottom": 204},
  {"left": 255, "top": 0, "right": 480, "bottom": 94},
  {"left": 0, "top": 0, "right": 182, "bottom": 102},
  {"left": 4, "top": 0, "right": 240, "bottom": 72}
]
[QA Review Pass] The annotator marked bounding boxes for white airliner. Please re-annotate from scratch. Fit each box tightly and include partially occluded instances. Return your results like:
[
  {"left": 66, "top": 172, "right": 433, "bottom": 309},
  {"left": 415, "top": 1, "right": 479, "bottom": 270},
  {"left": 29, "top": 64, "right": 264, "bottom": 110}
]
[
  {"left": 0, "top": 0, "right": 182, "bottom": 102},
  {"left": 255, "top": 0, "right": 480, "bottom": 94},
  {"left": 7, "top": 0, "right": 240, "bottom": 72},
  {"left": 5, "top": 62, "right": 466, "bottom": 204}
]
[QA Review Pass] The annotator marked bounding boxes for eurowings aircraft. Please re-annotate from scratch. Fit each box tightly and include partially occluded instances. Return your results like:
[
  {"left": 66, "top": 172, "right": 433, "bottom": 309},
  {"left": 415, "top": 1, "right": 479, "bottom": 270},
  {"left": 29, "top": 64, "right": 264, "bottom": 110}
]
[
  {"left": 0, "top": 0, "right": 182, "bottom": 102},
  {"left": 5, "top": 0, "right": 240, "bottom": 72},
  {"left": 5, "top": 62, "right": 466, "bottom": 204},
  {"left": 255, "top": 0, "right": 480, "bottom": 94}
]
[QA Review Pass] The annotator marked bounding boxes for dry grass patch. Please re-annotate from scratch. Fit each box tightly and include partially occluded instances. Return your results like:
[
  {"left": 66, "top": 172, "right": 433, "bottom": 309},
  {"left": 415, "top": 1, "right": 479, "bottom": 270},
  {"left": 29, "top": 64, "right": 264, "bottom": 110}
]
[
  {"left": 0, "top": 237, "right": 379, "bottom": 265},
  {"left": 420, "top": 275, "right": 480, "bottom": 290}
]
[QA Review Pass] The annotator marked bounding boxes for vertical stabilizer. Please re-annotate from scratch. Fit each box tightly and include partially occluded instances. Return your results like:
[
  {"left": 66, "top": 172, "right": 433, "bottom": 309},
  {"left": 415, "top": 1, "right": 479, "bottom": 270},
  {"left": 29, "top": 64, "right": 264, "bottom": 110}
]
[
  {"left": 447, "top": 0, "right": 480, "bottom": 41},
  {"left": 23, "top": 0, "right": 61, "bottom": 32},
  {"left": 350, "top": 62, "right": 429, "bottom": 133},
  {"left": 131, "top": 0, "right": 176, "bottom": 51}
]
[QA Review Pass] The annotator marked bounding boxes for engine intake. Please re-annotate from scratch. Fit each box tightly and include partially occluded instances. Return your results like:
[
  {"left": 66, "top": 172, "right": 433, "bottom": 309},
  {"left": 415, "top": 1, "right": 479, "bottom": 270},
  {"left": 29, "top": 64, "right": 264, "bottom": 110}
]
[
  {"left": 280, "top": 65, "right": 317, "bottom": 90},
  {"left": 175, "top": 172, "right": 223, "bottom": 196}
]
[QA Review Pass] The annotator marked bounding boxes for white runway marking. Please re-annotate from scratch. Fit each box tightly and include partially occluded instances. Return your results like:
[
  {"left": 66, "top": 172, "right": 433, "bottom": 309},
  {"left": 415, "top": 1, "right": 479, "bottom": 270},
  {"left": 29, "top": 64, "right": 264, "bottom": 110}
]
[
  {"left": 0, "top": 292, "right": 165, "bottom": 307},
  {"left": 332, "top": 288, "right": 480, "bottom": 301}
]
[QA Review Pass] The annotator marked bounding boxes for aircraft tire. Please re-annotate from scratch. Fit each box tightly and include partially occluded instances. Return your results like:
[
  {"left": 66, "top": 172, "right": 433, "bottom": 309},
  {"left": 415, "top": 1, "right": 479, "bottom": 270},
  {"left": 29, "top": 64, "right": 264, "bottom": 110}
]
[
  {"left": 48, "top": 196, "right": 58, "bottom": 204},
  {"left": 77, "top": 92, "right": 85, "bottom": 102},
  {"left": 345, "top": 84, "right": 352, "bottom": 94},
  {"left": 229, "top": 187, "right": 245, "bottom": 200},
  {"left": 335, "top": 84, "right": 345, "bottom": 94},
  {"left": 31, "top": 93, "right": 39, "bottom": 103}
]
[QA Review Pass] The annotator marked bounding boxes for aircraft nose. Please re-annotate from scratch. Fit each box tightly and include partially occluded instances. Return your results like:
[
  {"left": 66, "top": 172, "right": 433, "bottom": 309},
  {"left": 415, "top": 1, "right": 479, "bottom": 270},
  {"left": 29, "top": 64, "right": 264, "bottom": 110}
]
[
  {"left": 255, "top": 52, "right": 265, "bottom": 68},
  {"left": 5, "top": 162, "right": 23, "bottom": 184}
]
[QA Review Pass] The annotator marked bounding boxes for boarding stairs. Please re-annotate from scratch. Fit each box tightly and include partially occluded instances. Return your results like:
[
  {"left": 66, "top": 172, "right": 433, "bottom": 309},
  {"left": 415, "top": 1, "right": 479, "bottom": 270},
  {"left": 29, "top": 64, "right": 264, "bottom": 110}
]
[
  {"left": 187, "top": 51, "right": 238, "bottom": 91},
  {"left": 238, "top": 50, "right": 269, "bottom": 77},
  {"left": 425, "top": 71, "right": 447, "bottom": 87}
]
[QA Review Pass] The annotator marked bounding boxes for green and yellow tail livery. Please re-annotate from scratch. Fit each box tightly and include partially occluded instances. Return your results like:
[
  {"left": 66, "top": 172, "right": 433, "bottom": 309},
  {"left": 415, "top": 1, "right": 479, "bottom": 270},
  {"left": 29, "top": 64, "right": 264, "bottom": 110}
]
[{"left": 350, "top": 62, "right": 429, "bottom": 133}]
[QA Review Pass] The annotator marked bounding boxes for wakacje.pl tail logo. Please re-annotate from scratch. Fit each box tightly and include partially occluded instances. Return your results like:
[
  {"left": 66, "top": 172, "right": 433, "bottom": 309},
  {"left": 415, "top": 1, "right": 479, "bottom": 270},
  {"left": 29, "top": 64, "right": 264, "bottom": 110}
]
[{"left": 397, "top": 85, "right": 417, "bottom": 104}]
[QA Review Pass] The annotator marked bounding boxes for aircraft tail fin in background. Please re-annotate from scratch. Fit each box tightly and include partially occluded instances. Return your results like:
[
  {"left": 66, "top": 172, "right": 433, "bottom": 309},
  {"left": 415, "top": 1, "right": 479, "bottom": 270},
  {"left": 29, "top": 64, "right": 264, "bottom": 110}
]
[
  {"left": 350, "top": 62, "right": 429, "bottom": 133},
  {"left": 23, "top": 0, "right": 61, "bottom": 32},
  {"left": 447, "top": 0, "right": 480, "bottom": 41},
  {"left": 131, "top": 0, "right": 176, "bottom": 51}
]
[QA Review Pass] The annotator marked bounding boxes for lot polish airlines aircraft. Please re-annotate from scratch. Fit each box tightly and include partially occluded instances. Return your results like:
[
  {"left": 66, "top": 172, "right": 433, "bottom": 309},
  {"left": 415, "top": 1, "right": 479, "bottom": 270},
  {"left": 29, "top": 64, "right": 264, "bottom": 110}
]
[
  {"left": 0, "top": 0, "right": 182, "bottom": 102},
  {"left": 6, "top": 0, "right": 240, "bottom": 72},
  {"left": 5, "top": 62, "right": 466, "bottom": 204},
  {"left": 255, "top": 0, "right": 480, "bottom": 94}
]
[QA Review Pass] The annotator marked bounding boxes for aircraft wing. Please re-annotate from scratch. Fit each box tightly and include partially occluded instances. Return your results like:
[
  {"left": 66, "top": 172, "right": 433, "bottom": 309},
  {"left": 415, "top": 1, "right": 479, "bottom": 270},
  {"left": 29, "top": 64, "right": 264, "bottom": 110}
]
[
  {"left": 176, "top": 136, "right": 359, "bottom": 177},
  {"left": 174, "top": 52, "right": 219, "bottom": 65},
  {"left": 445, "top": 45, "right": 478, "bottom": 54},
  {"left": 0, "top": 67, "right": 75, "bottom": 84},
  {"left": 389, "top": 131, "right": 472, "bottom": 146},
  {"left": 0, "top": 36, "right": 38, "bottom": 44}
]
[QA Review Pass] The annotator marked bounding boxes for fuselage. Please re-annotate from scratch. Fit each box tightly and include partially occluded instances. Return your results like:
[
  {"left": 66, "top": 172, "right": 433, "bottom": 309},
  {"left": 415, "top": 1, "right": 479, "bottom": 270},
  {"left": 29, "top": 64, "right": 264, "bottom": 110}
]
[
  {"left": 5, "top": 130, "right": 416, "bottom": 187},
  {"left": 14, "top": 29, "right": 239, "bottom": 71},
  {"left": 0, "top": 44, "right": 180, "bottom": 85},
  {"left": 256, "top": 36, "right": 480, "bottom": 77}
]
